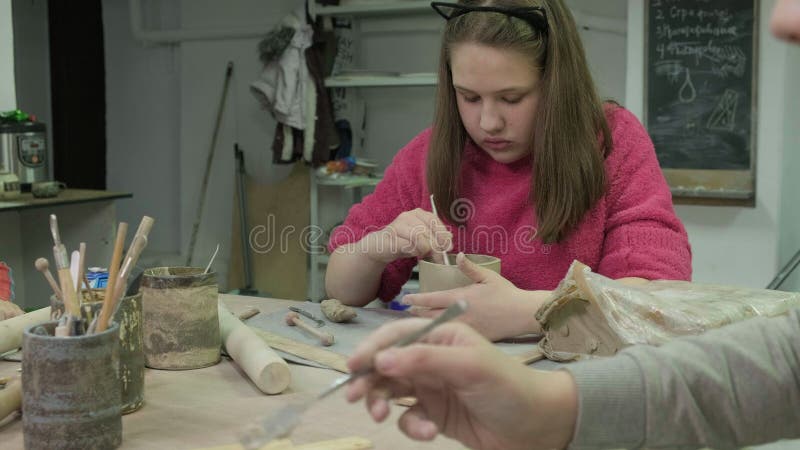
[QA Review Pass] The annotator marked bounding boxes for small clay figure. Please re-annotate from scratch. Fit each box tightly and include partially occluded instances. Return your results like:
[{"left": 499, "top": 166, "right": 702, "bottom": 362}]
[{"left": 320, "top": 299, "right": 357, "bottom": 323}]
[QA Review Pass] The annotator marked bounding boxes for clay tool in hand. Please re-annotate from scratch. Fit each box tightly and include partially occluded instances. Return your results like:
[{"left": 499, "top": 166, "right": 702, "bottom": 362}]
[
  {"left": 288, "top": 306, "right": 325, "bottom": 327},
  {"left": 50, "top": 214, "right": 81, "bottom": 319},
  {"left": 238, "top": 299, "right": 468, "bottom": 450},
  {"left": 285, "top": 312, "right": 334, "bottom": 346},
  {"left": 429, "top": 194, "right": 450, "bottom": 266}
]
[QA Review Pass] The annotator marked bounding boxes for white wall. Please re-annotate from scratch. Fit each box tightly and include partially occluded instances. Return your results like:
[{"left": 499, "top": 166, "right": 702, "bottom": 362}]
[
  {"left": 103, "top": 0, "right": 182, "bottom": 258},
  {"left": 0, "top": 0, "right": 14, "bottom": 110},
  {"left": 12, "top": 0, "right": 53, "bottom": 179}
]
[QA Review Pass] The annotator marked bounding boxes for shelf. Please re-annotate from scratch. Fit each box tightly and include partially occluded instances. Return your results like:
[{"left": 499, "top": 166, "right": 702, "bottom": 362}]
[
  {"left": 311, "top": 1, "right": 431, "bottom": 17},
  {"left": 325, "top": 73, "right": 437, "bottom": 88},
  {"left": 315, "top": 174, "right": 383, "bottom": 188}
]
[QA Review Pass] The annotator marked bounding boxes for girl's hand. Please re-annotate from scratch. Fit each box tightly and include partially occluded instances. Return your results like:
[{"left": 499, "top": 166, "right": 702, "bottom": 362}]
[
  {"left": 403, "top": 252, "right": 551, "bottom": 341},
  {"left": 363, "top": 208, "right": 452, "bottom": 264}
]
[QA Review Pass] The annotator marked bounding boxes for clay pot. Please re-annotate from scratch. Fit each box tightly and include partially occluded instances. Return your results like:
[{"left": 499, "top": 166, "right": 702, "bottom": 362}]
[{"left": 418, "top": 254, "right": 501, "bottom": 292}]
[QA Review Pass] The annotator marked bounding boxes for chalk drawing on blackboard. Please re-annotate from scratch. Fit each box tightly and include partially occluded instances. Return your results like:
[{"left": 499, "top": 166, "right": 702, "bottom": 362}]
[
  {"left": 654, "top": 60, "right": 684, "bottom": 83},
  {"left": 707, "top": 89, "right": 739, "bottom": 131},
  {"left": 678, "top": 68, "right": 697, "bottom": 103}
]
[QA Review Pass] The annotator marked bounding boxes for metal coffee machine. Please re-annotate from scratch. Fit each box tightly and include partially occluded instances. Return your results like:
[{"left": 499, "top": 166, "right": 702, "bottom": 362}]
[{"left": 0, "top": 120, "right": 48, "bottom": 192}]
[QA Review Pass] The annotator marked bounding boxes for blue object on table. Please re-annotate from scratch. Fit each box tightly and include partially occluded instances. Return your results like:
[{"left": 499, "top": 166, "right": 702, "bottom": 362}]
[{"left": 389, "top": 290, "right": 412, "bottom": 311}]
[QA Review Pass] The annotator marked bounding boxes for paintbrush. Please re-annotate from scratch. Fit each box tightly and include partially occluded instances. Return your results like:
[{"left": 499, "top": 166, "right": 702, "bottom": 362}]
[
  {"left": 106, "top": 216, "right": 154, "bottom": 327},
  {"left": 50, "top": 215, "right": 81, "bottom": 319},
  {"left": 237, "top": 300, "right": 468, "bottom": 450},
  {"left": 96, "top": 222, "right": 127, "bottom": 333}
]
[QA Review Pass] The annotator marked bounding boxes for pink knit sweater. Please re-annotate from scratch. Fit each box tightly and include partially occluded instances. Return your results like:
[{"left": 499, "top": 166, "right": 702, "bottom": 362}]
[{"left": 328, "top": 107, "right": 692, "bottom": 301}]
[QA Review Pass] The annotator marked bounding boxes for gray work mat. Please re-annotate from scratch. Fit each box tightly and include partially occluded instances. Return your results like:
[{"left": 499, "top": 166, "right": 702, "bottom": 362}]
[{"left": 243, "top": 302, "right": 549, "bottom": 369}]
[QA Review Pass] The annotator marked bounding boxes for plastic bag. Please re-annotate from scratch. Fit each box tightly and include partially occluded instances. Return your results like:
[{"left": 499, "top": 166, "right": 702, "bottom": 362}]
[{"left": 537, "top": 261, "right": 800, "bottom": 361}]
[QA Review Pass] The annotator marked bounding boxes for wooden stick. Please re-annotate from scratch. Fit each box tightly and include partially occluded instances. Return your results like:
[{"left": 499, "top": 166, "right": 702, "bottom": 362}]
[
  {"left": 34, "top": 257, "right": 62, "bottom": 300},
  {"left": 105, "top": 216, "right": 154, "bottom": 329},
  {"left": 97, "top": 222, "right": 127, "bottom": 333},
  {"left": 429, "top": 194, "right": 450, "bottom": 266},
  {"left": 285, "top": 312, "right": 335, "bottom": 346},
  {"left": 76, "top": 242, "right": 90, "bottom": 300},
  {"left": 219, "top": 304, "right": 290, "bottom": 395}
]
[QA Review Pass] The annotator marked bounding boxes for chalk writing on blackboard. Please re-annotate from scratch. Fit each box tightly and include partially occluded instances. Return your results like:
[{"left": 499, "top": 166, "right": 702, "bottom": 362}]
[{"left": 646, "top": 0, "right": 756, "bottom": 171}]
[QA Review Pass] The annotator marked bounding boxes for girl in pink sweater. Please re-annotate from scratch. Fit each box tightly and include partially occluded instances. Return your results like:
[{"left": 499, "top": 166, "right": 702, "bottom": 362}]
[{"left": 326, "top": 0, "right": 691, "bottom": 341}]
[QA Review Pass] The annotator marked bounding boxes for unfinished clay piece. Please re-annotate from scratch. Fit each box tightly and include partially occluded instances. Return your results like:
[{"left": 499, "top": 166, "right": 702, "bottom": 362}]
[
  {"left": 320, "top": 299, "right": 357, "bottom": 323},
  {"left": 537, "top": 261, "right": 800, "bottom": 362},
  {"left": 418, "top": 254, "right": 500, "bottom": 292}
]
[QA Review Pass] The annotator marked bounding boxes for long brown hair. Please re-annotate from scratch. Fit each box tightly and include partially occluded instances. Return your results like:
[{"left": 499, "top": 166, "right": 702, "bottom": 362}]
[{"left": 427, "top": 0, "right": 612, "bottom": 243}]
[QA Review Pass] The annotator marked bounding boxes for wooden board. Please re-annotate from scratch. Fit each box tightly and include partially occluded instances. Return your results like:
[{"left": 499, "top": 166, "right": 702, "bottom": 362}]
[
  {"left": 228, "top": 162, "right": 310, "bottom": 300},
  {"left": 249, "top": 327, "right": 349, "bottom": 373}
]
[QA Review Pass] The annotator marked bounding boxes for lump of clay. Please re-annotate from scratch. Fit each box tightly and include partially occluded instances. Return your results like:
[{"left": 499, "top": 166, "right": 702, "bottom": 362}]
[{"left": 321, "top": 299, "right": 357, "bottom": 323}]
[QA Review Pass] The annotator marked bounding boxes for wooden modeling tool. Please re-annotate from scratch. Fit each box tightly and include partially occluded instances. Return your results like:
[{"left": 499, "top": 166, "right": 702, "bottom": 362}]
[
  {"left": 240, "top": 301, "right": 468, "bottom": 450},
  {"left": 50, "top": 215, "right": 81, "bottom": 319},
  {"left": 96, "top": 222, "right": 127, "bottom": 333},
  {"left": 247, "top": 327, "right": 348, "bottom": 373},
  {"left": 35, "top": 258, "right": 63, "bottom": 300},
  {"left": 219, "top": 304, "right": 290, "bottom": 395},
  {"left": 285, "top": 312, "right": 334, "bottom": 346},
  {"left": 429, "top": 194, "right": 450, "bottom": 266}
]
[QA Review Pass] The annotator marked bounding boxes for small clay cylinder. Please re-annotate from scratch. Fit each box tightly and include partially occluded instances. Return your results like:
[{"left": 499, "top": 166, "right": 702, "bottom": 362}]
[
  {"left": 22, "top": 321, "right": 122, "bottom": 450},
  {"left": 51, "top": 290, "right": 145, "bottom": 414},
  {"left": 418, "top": 254, "right": 501, "bottom": 293},
  {"left": 140, "top": 267, "right": 220, "bottom": 370}
]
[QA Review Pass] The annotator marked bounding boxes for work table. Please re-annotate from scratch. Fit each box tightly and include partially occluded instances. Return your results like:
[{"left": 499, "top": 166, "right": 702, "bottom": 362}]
[{"left": 0, "top": 295, "right": 465, "bottom": 449}]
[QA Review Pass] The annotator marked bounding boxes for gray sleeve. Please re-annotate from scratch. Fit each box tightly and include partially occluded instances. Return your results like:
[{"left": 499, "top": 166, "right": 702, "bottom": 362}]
[{"left": 563, "top": 309, "right": 800, "bottom": 450}]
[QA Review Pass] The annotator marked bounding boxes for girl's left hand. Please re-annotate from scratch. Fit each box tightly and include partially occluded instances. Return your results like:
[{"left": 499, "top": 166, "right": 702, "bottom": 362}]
[{"left": 402, "top": 252, "right": 551, "bottom": 341}]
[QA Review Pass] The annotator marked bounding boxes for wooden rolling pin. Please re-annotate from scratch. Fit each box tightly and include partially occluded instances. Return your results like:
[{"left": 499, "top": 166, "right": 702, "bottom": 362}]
[
  {"left": 0, "top": 377, "right": 21, "bottom": 423},
  {"left": 285, "top": 312, "right": 335, "bottom": 346},
  {"left": 0, "top": 307, "right": 51, "bottom": 354},
  {"left": 219, "top": 304, "right": 291, "bottom": 395}
]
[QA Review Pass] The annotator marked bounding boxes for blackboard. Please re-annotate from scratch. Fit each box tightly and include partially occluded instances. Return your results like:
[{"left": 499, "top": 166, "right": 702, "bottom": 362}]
[{"left": 645, "top": 0, "right": 758, "bottom": 199}]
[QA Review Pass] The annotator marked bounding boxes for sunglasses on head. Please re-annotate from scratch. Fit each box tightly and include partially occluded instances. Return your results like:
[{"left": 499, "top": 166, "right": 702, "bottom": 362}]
[{"left": 431, "top": 2, "right": 548, "bottom": 35}]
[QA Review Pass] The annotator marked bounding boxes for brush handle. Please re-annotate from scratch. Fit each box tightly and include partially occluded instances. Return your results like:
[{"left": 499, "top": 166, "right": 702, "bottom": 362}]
[
  {"left": 54, "top": 245, "right": 81, "bottom": 317},
  {"left": 107, "top": 216, "right": 154, "bottom": 326},
  {"left": 97, "top": 222, "right": 128, "bottom": 333}
]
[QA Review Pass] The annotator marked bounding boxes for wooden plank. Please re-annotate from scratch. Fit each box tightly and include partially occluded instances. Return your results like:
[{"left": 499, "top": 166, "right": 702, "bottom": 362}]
[{"left": 248, "top": 326, "right": 349, "bottom": 374}]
